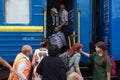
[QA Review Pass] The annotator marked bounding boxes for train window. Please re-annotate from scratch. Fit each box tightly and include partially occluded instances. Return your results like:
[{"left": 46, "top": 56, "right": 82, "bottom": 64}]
[{"left": 4, "top": 0, "right": 30, "bottom": 24}]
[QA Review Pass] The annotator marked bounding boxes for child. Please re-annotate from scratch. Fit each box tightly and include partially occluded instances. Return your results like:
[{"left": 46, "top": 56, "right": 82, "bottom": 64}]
[
  {"left": 32, "top": 38, "right": 49, "bottom": 80},
  {"left": 80, "top": 41, "right": 111, "bottom": 80},
  {"left": 67, "top": 72, "right": 83, "bottom": 80}
]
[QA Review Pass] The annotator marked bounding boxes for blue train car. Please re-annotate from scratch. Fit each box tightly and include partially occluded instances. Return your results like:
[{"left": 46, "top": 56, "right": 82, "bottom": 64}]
[
  {"left": 0, "top": 0, "right": 92, "bottom": 62},
  {"left": 99, "top": 0, "right": 120, "bottom": 60},
  {"left": 110, "top": 0, "right": 120, "bottom": 61},
  {"left": 0, "top": 0, "right": 46, "bottom": 62},
  {"left": 0, "top": 0, "right": 120, "bottom": 63}
]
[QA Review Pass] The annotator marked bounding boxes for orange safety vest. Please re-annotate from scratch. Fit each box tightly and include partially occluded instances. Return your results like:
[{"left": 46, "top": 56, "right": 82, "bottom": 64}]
[{"left": 9, "top": 53, "right": 31, "bottom": 80}]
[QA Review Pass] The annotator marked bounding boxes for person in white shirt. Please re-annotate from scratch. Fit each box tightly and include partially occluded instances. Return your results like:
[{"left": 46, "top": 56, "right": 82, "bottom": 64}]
[
  {"left": 32, "top": 38, "right": 49, "bottom": 80},
  {"left": 55, "top": 4, "right": 68, "bottom": 31},
  {"left": 50, "top": 8, "right": 59, "bottom": 26}
]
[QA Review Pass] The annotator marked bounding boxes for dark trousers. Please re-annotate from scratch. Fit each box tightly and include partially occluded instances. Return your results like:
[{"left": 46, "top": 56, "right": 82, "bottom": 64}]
[
  {"left": 42, "top": 77, "right": 49, "bottom": 80},
  {"left": 48, "top": 25, "right": 56, "bottom": 36},
  {"left": 60, "top": 25, "right": 70, "bottom": 53},
  {"left": 61, "top": 25, "right": 70, "bottom": 38}
]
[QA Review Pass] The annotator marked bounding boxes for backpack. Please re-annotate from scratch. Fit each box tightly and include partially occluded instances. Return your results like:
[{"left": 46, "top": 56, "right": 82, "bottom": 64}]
[
  {"left": 59, "top": 52, "right": 74, "bottom": 72},
  {"left": 64, "top": 55, "right": 70, "bottom": 71},
  {"left": 101, "top": 55, "right": 116, "bottom": 76},
  {"left": 110, "top": 56, "right": 116, "bottom": 76}
]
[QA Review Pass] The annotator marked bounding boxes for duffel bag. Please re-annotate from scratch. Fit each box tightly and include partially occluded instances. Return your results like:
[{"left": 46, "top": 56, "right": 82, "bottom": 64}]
[{"left": 49, "top": 31, "right": 67, "bottom": 48}]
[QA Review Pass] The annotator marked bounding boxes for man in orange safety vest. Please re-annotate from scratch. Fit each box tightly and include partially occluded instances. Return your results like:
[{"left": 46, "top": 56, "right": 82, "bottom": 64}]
[{"left": 9, "top": 45, "right": 32, "bottom": 80}]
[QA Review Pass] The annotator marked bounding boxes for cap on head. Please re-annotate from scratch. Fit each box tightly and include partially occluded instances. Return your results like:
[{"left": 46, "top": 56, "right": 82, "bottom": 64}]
[{"left": 51, "top": 8, "right": 58, "bottom": 13}]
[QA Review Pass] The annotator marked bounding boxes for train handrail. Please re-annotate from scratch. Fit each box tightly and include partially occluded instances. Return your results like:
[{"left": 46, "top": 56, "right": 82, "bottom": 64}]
[
  {"left": 78, "top": 10, "right": 81, "bottom": 43},
  {"left": 73, "top": 31, "right": 75, "bottom": 45},
  {"left": 44, "top": 9, "right": 47, "bottom": 38}
]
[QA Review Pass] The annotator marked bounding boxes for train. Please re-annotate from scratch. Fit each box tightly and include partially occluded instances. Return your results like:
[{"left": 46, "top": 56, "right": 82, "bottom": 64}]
[
  {"left": 0, "top": 0, "right": 119, "bottom": 61},
  {"left": 0, "top": 0, "right": 92, "bottom": 62},
  {"left": 0, "top": 0, "right": 120, "bottom": 79}
]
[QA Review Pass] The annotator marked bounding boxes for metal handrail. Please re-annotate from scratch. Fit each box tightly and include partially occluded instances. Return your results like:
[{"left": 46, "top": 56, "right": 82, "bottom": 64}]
[
  {"left": 44, "top": 9, "right": 47, "bottom": 38},
  {"left": 78, "top": 10, "right": 81, "bottom": 43}
]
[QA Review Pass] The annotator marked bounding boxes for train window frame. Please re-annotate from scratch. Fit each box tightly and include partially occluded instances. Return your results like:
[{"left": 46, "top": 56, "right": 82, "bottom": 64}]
[{"left": 4, "top": 0, "right": 30, "bottom": 24}]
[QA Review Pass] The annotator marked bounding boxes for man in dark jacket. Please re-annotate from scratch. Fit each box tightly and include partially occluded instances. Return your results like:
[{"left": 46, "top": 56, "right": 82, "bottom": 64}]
[
  {"left": 37, "top": 45, "right": 67, "bottom": 80},
  {"left": 48, "top": 8, "right": 60, "bottom": 36}
]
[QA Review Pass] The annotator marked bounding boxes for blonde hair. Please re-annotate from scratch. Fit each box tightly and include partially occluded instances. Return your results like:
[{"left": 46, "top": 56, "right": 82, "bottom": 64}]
[{"left": 67, "top": 72, "right": 83, "bottom": 80}]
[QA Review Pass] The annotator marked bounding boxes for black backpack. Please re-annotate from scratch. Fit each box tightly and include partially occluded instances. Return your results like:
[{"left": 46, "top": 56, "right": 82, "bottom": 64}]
[{"left": 60, "top": 52, "right": 74, "bottom": 72}]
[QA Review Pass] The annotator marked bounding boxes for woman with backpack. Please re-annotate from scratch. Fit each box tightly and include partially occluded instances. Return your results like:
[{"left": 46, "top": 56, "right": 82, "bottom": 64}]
[
  {"left": 80, "top": 41, "right": 111, "bottom": 80},
  {"left": 59, "top": 43, "right": 83, "bottom": 80},
  {"left": 32, "top": 38, "right": 49, "bottom": 80}
]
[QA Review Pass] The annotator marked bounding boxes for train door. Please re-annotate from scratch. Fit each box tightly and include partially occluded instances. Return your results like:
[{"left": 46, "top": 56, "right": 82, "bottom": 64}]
[
  {"left": 46, "top": 0, "right": 78, "bottom": 48},
  {"left": 0, "top": 0, "right": 46, "bottom": 62},
  {"left": 77, "top": 0, "right": 92, "bottom": 61}
]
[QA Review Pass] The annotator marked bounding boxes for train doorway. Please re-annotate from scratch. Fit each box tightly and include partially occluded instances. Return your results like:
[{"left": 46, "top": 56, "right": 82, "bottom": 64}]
[
  {"left": 91, "top": 0, "right": 101, "bottom": 52},
  {"left": 46, "top": 0, "right": 77, "bottom": 48}
]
